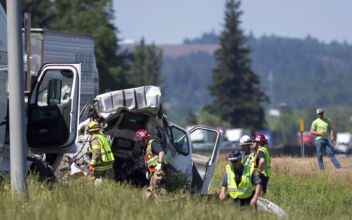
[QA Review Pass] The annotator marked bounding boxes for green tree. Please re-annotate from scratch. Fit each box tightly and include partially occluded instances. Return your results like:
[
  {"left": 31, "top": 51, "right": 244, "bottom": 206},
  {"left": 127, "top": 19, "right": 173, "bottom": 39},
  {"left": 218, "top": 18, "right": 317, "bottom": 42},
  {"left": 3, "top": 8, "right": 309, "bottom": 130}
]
[
  {"left": 206, "top": 0, "right": 267, "bottom": 130},
  {"left": 51, "top": 0, "right": 129, "bottom": 92},
  {"left": 22, "top": 0, "right": 55, "bottom": 28},
  {"left": 186, "top": 108, "right": 198, "bottom": 125},
  {"left": 127, "top": 38, "right": 163, "bottom": 87},
  {"left": 198, "top": 109, "right": 231, "bottom": 128}
]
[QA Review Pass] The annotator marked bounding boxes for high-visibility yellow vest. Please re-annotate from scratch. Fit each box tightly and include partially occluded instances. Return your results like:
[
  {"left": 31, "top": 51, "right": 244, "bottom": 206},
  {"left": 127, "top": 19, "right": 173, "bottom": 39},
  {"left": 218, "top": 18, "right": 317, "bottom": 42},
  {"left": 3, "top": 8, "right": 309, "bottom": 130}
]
[
  {"left": 226, "top": 164, "right": 255, "bottom": 199},
  {"left": 241, "top": 150, "right": 254, "bottom": 168},
  {"left": 251, "top": 147, "right": 271, "bottom": 177},
  {"left": 89, "top": 134, "right": 115, "bottom": 171},
  {"left": 258, "top": 147, "right": 271, "bottom": 177},
  {"left": 144, "top": 139, "right": 167, "bottom": 172}
]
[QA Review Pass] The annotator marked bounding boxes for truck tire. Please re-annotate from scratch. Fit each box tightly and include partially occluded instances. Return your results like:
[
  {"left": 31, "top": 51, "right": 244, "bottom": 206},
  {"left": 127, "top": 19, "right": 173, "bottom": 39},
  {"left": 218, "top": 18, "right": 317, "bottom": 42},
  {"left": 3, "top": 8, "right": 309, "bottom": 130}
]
[{"left": 28, "top": 157, "right": 56, "bottom": 183}]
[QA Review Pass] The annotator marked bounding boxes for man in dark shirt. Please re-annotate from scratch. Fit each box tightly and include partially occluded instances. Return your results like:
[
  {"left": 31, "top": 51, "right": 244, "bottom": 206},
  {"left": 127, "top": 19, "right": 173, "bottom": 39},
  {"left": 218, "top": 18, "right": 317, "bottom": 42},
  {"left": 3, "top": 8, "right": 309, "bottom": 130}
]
[{"left": 219, "top": 150, "right": 262, "bottom": 207}]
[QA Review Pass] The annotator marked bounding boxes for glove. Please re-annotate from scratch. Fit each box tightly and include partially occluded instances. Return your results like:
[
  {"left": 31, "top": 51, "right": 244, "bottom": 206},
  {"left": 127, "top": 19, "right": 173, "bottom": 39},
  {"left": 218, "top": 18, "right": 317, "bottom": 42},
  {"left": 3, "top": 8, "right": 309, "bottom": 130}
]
[
  {"left": 89, "top": 165, "right": 94, "bottom": 172},
  {"left": 156, "top": 162, "right": 162, "bottom": 172}
]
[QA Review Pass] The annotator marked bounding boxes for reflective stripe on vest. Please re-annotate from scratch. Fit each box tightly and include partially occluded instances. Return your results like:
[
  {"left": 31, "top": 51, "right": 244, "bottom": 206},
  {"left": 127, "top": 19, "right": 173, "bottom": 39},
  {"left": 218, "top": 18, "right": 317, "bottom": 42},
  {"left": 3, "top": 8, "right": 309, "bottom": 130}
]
[
  {"left": 144, "top": 139, "right": 167, "bottom": 171},
  {"left": 89, "top": 134, "right": 115, "bottom": 171},
  {"left": 241, "top": 151, "right": 254, "bottom": 168},
  {"left": 258, "top": 147, "right": 271, "bottom": 177},
  {"left": 226, "top": 164, "right": 255, "bottom": 199},
  {"left": 93, "top": 162, "right": 114, "bottom": 171}
]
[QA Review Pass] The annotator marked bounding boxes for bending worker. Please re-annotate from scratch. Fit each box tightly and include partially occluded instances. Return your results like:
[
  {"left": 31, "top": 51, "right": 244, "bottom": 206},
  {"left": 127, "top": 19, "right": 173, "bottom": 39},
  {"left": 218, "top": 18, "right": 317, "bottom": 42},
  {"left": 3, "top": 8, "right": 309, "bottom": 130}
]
[
  {"left": 219, "top": 149, "right": 262, "bottom": 207},
  {"left": 135, "top": 129, "right": 167, "bottom": 200},
  {"left": 87, "top": 121, "right": 115, "bottom": 180},
  {"left": 252, "top": 133, "right": 271, "bottom": 194},
  {"left": 240, "top": 135, "right": 254, "bottom": 168}
]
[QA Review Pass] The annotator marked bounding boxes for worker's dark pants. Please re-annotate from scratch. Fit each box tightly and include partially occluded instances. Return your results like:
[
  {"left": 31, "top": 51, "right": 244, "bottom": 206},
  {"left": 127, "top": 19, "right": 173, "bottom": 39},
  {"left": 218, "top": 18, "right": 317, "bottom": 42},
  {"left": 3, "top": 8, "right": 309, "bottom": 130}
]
[
  {"left": 232, "top": 193, "right": 254, "bottom": 207},
  {"left": 259, "top": 173, "right": 269, "bottom": 194}
]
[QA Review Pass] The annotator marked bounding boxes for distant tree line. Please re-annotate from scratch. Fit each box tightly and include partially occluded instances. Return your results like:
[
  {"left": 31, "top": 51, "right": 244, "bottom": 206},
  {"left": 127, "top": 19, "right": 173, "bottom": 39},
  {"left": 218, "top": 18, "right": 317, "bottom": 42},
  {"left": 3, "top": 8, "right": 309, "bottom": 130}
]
[{"left": 163, "top": 32, "right": 352, "bottom": 119}]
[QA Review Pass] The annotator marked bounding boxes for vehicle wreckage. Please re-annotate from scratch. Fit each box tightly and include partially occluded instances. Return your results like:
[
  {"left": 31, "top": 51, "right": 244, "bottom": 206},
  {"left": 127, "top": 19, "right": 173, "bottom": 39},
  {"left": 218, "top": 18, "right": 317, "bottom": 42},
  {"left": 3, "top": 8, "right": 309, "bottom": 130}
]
[
  {"left": 54, "top": 85, "right": 286, "bottom": 217},
  {"left": 57, "top": 86, "right": 222, "bottom": 194}
]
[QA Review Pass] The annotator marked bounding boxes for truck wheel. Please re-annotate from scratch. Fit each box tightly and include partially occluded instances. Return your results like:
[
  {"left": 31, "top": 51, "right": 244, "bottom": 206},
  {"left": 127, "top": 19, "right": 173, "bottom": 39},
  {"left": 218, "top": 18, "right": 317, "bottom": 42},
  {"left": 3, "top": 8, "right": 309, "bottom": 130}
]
[{"left": 28, "top": 157, "right": 56, "bottom": 183}]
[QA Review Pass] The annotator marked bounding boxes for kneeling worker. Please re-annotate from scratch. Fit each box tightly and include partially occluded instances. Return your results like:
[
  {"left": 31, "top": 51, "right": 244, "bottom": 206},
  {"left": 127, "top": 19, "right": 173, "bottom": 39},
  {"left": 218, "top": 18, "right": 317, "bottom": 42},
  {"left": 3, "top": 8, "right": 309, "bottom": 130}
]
[
  {"left": 135, "top": 129, "right": 167, "bottom": 200},
  {"left": 87, "top": 121, "right": 115, "bottom": 180},
  {"left": 219, "top": 149, "right": 261, "bottom": 207}
]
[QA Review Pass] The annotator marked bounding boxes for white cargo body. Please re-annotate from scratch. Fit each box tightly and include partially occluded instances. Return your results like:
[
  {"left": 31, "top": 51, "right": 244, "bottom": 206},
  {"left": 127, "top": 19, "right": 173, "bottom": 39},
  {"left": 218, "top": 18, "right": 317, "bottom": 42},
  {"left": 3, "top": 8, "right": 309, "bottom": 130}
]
[
  {"left": 225, "top": 128, "right": 251, "bottom": 142},
  {"left": 336, "top": 132, "right": 352, "bottom": 145},
  {"left": 27, "top": 29, "right": 99, "bottom": 107}
]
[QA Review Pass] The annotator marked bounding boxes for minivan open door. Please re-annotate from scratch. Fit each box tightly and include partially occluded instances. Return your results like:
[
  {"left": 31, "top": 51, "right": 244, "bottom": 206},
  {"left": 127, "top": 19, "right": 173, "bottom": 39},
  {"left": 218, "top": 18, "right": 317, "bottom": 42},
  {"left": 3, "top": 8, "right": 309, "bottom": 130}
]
[
  {"left": 27, "top": 63, "right": 81, "bottom": 153},
  {"left": 190, "top": 126, "right": 221, "bottom": 194}
]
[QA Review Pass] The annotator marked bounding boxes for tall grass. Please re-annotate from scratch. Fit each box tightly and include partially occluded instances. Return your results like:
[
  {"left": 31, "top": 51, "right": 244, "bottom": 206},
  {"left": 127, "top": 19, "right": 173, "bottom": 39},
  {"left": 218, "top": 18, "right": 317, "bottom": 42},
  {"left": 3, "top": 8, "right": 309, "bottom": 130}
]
[{"left": 0, "top": 156, "right": 351, "bottom": 219}]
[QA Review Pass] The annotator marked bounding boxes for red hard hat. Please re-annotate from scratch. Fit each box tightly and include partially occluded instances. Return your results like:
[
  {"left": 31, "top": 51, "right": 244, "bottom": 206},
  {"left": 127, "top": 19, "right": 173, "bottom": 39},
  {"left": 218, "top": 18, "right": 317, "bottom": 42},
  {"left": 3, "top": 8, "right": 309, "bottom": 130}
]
[
  {"left": 253, "top": 133, "right": 267, "bottom": 145},
  {"left": 136, "top": 129, "right": 150, "bottom": 142}
]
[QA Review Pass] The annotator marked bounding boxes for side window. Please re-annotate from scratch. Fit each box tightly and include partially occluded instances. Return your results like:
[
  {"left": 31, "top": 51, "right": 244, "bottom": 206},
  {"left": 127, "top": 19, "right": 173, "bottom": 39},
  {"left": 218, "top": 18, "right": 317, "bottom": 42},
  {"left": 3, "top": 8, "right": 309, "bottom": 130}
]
[
  {"left": 170, "top": 126, "right": 189, "bottom": 155},
  {"left": 190, "top": 129, "right": 217, "bottom": 157},
  {"left": 37, "top": 70, "right": 73, "bottom": 106}
]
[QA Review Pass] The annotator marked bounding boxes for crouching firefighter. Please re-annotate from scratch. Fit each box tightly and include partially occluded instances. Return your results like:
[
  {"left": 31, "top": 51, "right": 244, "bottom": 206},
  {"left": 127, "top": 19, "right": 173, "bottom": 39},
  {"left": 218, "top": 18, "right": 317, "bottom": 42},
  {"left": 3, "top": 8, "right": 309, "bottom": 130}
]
[
  {"left": 87, "top": 121, "right": 115, "bottom": 181},
  {"left": 219, "top": 150, "right": 262, "bottom": 207},
  {"left": 135, "top": 129, "right": 168, "bottom": 200}
]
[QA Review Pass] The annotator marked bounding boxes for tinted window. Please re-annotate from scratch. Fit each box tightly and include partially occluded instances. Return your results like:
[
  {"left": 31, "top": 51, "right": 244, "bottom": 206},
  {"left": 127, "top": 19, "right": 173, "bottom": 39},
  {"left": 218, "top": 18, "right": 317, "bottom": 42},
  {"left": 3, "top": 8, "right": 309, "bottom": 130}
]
[
  {"left": 170, "top": 126, "right": 189, "bottom": 155},
  {"left": 191, "top": 129, "right": 217, "bottom": 157}
]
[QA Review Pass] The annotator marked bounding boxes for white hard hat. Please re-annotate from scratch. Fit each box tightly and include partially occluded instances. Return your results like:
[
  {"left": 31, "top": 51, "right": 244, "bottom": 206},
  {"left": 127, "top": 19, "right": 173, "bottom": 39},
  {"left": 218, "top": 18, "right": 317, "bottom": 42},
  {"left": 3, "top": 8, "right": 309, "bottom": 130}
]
[
  {"left": 240, "top": 135, "right": 252, "bottom": 145},
  {"left": 316, "top": 108, "right": 324, "bottom": 114}
]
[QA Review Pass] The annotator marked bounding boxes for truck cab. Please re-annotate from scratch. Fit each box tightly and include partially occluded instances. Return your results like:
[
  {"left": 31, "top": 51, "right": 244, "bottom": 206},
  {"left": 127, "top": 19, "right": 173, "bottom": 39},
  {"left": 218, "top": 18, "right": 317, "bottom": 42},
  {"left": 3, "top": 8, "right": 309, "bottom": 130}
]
[
  {"left": 0, "top": 62, "right": 82, "bottom": 173},
  {"left": 0, "top": 3, "right": 91, "bottom": 176}
]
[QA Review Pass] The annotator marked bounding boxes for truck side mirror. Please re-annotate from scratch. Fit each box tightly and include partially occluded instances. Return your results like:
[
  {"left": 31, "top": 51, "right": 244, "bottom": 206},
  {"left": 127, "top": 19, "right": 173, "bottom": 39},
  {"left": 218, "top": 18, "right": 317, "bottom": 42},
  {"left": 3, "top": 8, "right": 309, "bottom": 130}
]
[{"left": 47, "top": 79, "right": 62, "bottom": 105}]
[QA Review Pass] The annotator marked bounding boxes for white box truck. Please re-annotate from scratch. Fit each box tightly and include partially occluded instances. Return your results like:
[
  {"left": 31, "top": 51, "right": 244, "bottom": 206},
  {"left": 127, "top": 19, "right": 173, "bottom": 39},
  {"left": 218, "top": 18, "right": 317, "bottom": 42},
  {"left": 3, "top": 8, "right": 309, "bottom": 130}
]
[
  {"left": 26, "top": 28, "right": 99, "bottom": 108},
  {"left": 0, "top": 4, "right": 84, "bottom": 177}
]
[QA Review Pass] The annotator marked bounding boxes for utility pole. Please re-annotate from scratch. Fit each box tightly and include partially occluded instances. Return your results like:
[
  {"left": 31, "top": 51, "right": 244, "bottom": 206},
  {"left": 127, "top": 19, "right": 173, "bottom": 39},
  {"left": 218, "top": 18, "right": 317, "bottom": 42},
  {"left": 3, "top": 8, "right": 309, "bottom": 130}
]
[{"left": 7, "top": 0, "right": 28, "bottom": 196}]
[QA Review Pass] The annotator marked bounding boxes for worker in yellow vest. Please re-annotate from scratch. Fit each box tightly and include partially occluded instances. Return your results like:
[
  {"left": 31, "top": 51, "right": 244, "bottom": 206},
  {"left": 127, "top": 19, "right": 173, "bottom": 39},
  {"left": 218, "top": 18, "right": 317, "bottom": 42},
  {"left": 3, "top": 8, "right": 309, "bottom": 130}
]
[
  {"left": 136, "top": 129, "right": 167, "bottom": 200},
  {"left": 252, "top": 133, "right": 271, "bottom": 194},
  {"left": 240, "top": 135, "right": 254, "bottom": 169},
  {"left": 87, "top": 121, "right": 115, "bottom": 181},
  {"left": 219, "top": 149, "right": 262, "bottom": 207}
]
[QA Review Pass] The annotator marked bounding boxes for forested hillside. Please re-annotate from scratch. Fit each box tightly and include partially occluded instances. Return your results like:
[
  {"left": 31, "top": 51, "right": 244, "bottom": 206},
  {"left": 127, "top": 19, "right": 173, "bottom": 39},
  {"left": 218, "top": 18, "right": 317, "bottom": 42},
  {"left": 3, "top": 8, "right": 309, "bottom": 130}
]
[{"left": 162, "top": 33, "right": 352, "bottom": 117}]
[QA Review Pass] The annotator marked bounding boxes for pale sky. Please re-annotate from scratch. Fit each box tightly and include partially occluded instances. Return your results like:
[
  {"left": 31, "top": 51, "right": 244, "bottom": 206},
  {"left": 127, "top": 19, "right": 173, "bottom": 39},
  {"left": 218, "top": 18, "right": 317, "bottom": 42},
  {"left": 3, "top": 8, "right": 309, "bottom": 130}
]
[{"left": 114, "top": 0, "right": 352, "bottom": 45}]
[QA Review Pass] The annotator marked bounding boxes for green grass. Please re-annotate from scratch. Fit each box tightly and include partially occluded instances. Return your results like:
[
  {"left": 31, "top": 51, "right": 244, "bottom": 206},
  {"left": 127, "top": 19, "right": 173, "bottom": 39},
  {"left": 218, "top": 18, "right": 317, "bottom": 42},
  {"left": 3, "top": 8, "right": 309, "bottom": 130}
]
[{"left": 0, "top": 156, "right": 351, "bottom": 219}]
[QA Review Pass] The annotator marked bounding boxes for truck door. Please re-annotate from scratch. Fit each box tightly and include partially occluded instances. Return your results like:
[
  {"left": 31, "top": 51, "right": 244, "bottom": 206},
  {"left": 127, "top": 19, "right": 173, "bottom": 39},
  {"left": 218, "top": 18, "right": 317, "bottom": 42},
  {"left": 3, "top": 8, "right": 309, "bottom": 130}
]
[
  {"left": 190, "top": 126, "right": 221, "bottom": 194},
  {"left": 27, "top": 63, "right": 81, "bottom": 153},
  {"left": 166, "top": 123, "right": 193, "bottom": 183}
]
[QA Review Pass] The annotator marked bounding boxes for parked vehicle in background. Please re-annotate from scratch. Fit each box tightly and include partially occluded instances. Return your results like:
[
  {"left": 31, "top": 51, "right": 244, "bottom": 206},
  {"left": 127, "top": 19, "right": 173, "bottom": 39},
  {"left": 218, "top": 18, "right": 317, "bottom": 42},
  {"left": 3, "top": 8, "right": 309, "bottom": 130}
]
[
  {"left": 336, "top": 132, "right": 352, "bottom": 145},
  {"left": 334, "top": 132, "right": 352, "bottom": 154},
  {"left": 297, "top": 131, "right": 315, "bottom": 146},
  {"left": 225, "top": 128, "right": 251, "bottom": 144}
]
